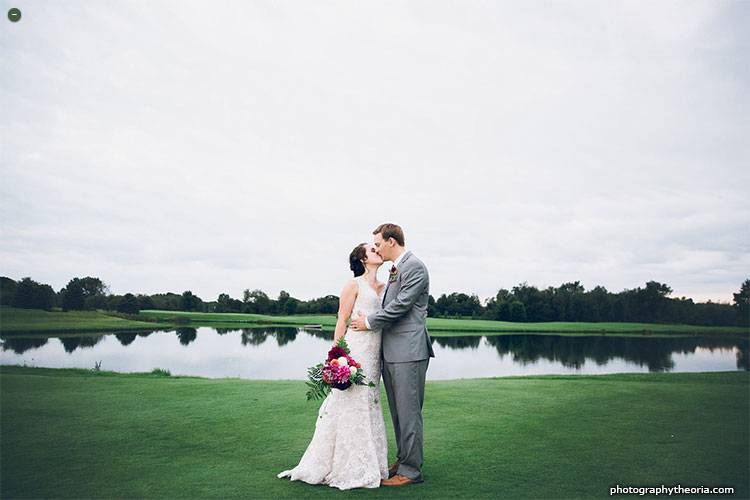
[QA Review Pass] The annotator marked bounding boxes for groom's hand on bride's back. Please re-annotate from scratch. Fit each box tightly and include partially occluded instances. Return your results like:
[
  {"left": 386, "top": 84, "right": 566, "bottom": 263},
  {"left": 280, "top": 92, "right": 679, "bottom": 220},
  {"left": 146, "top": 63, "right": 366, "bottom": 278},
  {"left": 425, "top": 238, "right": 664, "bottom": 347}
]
[{"left": 350, "top": 310, "right": 367, "bottom": 331}]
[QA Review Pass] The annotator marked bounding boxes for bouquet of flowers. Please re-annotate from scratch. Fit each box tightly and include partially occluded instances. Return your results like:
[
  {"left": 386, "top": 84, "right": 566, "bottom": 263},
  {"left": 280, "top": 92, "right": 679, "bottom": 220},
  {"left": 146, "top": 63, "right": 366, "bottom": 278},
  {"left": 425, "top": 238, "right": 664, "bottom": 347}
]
[{"left": 306, "top": 336, "right": 374, "bottom": 401}]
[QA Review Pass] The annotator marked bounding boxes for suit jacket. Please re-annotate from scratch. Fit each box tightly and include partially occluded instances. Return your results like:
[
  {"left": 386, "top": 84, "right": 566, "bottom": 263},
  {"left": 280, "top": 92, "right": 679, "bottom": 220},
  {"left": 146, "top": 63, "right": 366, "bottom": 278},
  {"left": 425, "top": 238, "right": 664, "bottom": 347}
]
[{"left": 367, "top": 250, "right": 436, "bottom": 363}]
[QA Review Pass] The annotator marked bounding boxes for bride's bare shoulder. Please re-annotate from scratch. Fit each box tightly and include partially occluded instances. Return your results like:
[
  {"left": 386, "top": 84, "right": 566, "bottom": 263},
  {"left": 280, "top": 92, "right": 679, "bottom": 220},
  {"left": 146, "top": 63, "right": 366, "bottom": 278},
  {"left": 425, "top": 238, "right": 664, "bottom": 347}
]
[{"left": 341, "top": 278, "right": 359, "bottom": 296}]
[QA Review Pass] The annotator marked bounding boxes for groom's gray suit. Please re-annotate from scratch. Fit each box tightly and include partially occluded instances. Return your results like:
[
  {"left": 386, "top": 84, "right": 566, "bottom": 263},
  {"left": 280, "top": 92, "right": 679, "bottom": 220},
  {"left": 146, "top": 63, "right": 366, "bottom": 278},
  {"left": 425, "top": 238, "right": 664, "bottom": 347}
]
[{"left": 367, "top": 250, "right": 435, "bottom": 482}]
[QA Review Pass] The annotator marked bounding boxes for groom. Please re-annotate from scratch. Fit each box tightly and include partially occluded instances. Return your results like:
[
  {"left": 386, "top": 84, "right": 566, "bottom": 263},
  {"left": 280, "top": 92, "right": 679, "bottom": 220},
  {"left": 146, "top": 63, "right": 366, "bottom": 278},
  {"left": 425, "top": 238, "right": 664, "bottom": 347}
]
[{"left": 350, "top": 223, "right": 435, "bottom": 487}]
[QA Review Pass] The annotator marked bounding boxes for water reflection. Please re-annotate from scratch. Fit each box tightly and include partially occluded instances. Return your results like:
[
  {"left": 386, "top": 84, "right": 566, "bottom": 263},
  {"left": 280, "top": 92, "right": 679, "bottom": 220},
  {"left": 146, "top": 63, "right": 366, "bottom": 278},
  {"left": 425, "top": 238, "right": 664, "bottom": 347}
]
[
  {"left": 175, "top": 327, "right": 197, "bottom": 345},
  {"left": 433, "top": 336, "right": 482, "bottom": 350},
  {"left": 231, "top": 326, "right": 332, "bottom": 346},
  {"left": 2, "top": 337, "right": 49, "bottom": 354},
  {"left": 0, "top": 327, "right": 746, "bottom": 378},
  {"left": 236, "top": 327, "right": 309, "bottom": 346},
  {"left": 60, "top": 336, "right": 105, "bottom": 353},
  {"left": 434, "top": 334, "right": 748, "bottom": 373},
  {"left": 115, "top": 332, "right": 138, "bottom": 346}
]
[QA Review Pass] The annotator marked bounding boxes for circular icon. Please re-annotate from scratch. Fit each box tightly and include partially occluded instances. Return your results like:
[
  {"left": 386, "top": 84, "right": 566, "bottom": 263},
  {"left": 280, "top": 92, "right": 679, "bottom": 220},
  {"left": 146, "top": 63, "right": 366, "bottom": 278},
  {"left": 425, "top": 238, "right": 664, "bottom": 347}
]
[{"left": 8, "top": 8, "right": 21, "bottom": 22}]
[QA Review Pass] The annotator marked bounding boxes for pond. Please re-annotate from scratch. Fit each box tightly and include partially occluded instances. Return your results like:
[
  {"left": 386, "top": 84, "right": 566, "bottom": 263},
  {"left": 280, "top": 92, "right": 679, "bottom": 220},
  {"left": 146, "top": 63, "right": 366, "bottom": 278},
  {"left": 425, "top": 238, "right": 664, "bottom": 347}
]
[{"left": 0, "top": 327, "right": 746, "bottom": 379}]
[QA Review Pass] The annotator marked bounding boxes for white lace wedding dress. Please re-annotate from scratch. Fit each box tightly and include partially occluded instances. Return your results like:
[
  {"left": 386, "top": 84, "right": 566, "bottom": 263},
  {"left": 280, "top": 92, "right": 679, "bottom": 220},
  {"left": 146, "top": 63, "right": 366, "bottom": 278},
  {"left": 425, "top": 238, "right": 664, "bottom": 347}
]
[{"left": 277, "top": 275, "right": 388, "bottom": 490}]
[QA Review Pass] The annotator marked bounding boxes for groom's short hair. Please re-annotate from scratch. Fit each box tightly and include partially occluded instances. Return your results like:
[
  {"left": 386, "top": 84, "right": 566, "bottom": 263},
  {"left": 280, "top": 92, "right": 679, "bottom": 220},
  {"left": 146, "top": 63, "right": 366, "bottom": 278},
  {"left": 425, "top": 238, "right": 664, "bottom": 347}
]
[{"left": 373, "top": 223, "right": 405, "bottom": 247}]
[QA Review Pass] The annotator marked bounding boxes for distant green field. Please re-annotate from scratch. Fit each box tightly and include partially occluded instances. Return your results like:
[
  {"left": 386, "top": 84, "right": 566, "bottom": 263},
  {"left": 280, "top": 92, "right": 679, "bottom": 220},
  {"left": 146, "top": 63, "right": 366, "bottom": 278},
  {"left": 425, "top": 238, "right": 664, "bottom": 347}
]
[
  {"left": 2, "top": 306, "right": 746, "bottom": 337},
  {"left": 138, "top": 309, "right": 747, "bottom": 337},
  {"left": 140, "top": 309, "right": 336, "bottom": 327},
  {"left": 0, "top": 306, "right": 171, "bottom": 334}
]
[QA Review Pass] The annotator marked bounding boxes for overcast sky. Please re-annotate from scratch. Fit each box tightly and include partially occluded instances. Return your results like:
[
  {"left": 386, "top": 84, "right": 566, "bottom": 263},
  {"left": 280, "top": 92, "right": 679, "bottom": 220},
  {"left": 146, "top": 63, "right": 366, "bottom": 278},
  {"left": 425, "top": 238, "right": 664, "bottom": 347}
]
[{"left": 1, "top": 1, "right": 748, "bottom": 305}]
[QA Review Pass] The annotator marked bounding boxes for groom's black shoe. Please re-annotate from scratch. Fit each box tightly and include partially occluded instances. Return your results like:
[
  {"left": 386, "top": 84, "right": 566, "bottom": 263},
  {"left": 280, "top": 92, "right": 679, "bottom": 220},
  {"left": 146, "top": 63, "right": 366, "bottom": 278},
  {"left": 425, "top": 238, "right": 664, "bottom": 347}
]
[{"left": 388, "top": 461, "right": 400, "bottom": 478}]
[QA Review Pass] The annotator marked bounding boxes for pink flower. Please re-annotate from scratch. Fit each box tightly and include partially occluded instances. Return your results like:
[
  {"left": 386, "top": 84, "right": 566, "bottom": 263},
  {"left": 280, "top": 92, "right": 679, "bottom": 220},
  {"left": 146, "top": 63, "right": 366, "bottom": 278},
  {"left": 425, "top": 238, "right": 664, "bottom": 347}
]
[{"left": 322, "top": 363, "right": 352, "bottom": 389}]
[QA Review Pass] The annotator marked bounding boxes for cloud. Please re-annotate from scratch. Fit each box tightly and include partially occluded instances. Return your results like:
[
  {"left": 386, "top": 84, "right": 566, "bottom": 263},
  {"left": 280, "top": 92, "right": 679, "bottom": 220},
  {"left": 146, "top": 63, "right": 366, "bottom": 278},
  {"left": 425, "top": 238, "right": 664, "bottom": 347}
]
[{"left": 1, "top": 0, "right": 748, "bottom": 303}]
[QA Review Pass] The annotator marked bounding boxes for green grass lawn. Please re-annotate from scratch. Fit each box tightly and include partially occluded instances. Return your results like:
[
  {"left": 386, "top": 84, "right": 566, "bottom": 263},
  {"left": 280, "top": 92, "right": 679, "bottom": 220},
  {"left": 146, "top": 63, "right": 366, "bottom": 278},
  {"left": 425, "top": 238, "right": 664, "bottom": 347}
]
[
  {"left": 1, "top": 366, "right": 747, "bottom": 499},
  {"left": 138, "top": 309, "right": 747, "bottom": 337},
  {"left": 0, "top": 305, "right": 172, "bottom": 334},
  {"left": 139, "top": 309, "right": 336, "bottom": 327}
]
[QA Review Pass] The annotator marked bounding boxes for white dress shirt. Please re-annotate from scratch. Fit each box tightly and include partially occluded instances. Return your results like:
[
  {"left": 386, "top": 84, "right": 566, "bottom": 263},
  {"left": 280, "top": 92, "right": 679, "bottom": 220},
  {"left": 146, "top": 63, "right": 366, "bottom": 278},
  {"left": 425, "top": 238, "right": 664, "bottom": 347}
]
[{"left": 391, "top": 251, "right": 407, "bottom": 270}]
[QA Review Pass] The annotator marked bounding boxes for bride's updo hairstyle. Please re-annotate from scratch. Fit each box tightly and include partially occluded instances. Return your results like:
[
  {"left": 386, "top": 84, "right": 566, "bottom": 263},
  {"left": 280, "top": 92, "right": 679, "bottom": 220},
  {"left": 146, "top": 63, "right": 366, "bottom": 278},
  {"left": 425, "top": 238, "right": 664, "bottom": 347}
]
[{"left": 349, "top": 243, "right": 368, "bottom": 277}]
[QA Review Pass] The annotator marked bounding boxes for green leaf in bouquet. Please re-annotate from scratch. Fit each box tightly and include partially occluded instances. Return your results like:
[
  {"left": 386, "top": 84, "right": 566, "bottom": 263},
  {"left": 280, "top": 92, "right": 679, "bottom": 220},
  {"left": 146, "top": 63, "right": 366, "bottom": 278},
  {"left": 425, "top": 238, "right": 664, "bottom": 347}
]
[
  {"left": 305, "top": 362, "right": 330, "bottom": 401},
  {"left": 334, "top": 336, "right": 351, "bottom": 354}
]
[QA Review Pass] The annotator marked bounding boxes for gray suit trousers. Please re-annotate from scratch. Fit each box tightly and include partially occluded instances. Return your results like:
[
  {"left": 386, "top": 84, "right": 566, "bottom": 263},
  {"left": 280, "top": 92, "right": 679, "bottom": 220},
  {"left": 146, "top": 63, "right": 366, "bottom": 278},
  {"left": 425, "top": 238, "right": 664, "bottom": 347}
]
[{"left": 382, "top": 358, "right": 429, "bottom": 481}]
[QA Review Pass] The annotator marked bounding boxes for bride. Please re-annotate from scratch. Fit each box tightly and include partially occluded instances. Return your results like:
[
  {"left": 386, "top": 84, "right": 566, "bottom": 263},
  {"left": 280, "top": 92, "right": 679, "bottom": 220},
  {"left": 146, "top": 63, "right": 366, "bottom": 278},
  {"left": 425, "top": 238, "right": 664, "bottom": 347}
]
[{"left": 277, "top": 243, "right": 389, "bottom": 489}]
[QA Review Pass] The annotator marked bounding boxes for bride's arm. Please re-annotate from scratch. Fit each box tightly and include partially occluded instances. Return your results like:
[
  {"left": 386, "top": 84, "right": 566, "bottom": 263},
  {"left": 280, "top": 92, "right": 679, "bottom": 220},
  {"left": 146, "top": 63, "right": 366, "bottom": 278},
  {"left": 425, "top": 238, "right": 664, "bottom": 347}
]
[{"left": 333, "top": 280, "right": 358, "bottom": 343}]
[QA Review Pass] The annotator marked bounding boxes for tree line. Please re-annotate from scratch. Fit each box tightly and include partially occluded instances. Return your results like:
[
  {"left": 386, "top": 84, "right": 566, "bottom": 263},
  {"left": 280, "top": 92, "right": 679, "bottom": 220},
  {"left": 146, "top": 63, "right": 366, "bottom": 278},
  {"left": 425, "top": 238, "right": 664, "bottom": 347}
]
[
  {"left": 433, "top": 280, "right": 749, "bottom": 327},
  {"left": 0, "top": 276, "right": 339, "bottom": 316},
  {"left": 1, "top": 275, "right": 748, "bottom": 327}
]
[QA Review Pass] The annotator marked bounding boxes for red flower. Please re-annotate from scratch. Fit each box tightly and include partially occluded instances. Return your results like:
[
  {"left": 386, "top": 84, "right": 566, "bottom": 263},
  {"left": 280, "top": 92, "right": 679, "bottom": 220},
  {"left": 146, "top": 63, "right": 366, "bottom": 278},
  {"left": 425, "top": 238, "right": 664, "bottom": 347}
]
[{"left": 327, "top": 346, "right": 347, "bottom": 361}]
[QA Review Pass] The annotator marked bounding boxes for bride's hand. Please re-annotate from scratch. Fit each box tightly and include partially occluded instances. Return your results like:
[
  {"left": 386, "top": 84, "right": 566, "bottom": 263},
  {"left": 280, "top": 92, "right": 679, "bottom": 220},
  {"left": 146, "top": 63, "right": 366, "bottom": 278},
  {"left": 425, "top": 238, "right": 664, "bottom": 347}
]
[{"left": 349, "top": 310, "right": 368, "bottom": 331}]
